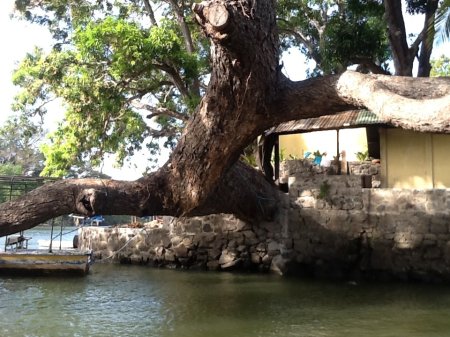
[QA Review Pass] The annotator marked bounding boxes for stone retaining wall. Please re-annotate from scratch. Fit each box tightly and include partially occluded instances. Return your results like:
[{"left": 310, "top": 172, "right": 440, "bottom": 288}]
[
  {"left": 79, "top": 213, "right": 288, "bottom": 273},
  {"left": 286, "top": 173, "right": 450, "bottom": 281},
  {"left": 281, "top": 159, "right": 381, "bottom": 187},
  {"left": 80, "top": 160, "right": 450, "bottom": 282}
]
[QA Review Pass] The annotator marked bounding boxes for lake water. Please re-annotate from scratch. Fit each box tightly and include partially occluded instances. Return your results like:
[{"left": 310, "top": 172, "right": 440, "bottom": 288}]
[
  {"left": 2, "top": 228, "right": 450, "bottom": 337},
  {"left": 0, "top": 226, "right": 79, "bottom": 251}
]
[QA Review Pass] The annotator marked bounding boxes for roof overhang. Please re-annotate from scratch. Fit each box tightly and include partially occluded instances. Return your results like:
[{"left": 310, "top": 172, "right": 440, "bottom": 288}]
[{"left": 267, "top": 110, "right": 390, "bottom": 136}]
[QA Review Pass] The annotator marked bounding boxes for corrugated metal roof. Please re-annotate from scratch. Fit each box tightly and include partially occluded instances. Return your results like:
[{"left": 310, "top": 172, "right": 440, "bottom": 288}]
[
  {"left": 269, "top": 110, "right": 386, "bottom": 135},
  {"left": 355, "top": 110, "right": 384, "bottom": 124}
]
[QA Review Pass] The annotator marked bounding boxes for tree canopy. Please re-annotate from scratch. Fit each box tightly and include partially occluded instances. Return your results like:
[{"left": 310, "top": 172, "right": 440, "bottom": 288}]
[
  {"left": 277, "top": 0, "right": 389, "bottom": 75},
  {"left": 0, "top": 115, "right": 44, "bottom": 176},
  {"left": 12, "top": 0, "right": 449, "bottom": 177},
  {"left": 13, "top": 0, "right": 209, "bottom": 176}
]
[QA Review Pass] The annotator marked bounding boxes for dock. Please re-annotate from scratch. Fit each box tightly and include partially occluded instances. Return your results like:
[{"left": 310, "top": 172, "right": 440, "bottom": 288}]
[{"left": 0, "top": 175, "right": 93, "bottom": 275}]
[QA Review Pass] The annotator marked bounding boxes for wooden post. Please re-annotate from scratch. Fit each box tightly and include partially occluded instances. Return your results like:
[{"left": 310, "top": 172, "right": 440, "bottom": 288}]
[
  {"left": 8, "top": 177, "right": 13, "bottom": 201},
  {"left": 59, "top": 217, "right": 64, "bottom": 250},
  {"left": 274, "top": 135, "right": 280, "bottom": 181},
  {"left": 49, "top": 218, "right": 55, "bottom": 253},
  {"left": 336, "top": 129, "right": 341, "bottom": 175}
]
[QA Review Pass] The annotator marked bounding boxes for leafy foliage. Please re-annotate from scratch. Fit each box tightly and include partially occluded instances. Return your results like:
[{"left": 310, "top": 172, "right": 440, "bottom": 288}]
[
  {"left": 277, "top": 0, "right": 389, "bottom": 75},
  {"left": 431, "top": 55, "right": 450, "bottom": 76},
  {"left": 355, "top": 150, "right": 370, "bottom": 161},
  {"left": 13, "top": 0, "right": 209, "bottom": 176},
  {"left": 0, "top": 115, "right": 45, "bottom": 176},
  {"left": 435, "top": 0, "right": 450, "bottom": 42},
  {"left": 0, "top": 115, "right": 45, "bottom": 202},
  {"left": 405, "top": 0, "right": 429, "bottom": 14},
  {"left": 0, "top": 164, "right": 23, "bottom": 176}
]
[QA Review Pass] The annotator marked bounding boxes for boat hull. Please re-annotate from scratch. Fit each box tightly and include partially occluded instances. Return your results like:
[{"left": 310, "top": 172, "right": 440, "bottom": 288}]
[
  {"left": 38, "top": 239, "right": 74, "bottom": 250},
  {"left": 0, "top": 250, "right": 92, "bottom": 276}
]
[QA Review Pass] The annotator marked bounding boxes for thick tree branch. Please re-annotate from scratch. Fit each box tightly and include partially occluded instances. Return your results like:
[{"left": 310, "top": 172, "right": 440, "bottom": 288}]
[
  {"left": 352, "top": 57, "right": 391, "bottom": 75},
  {"left": 410, "top": 26, "right": 426, "bottom": 54},
  {"left": 131, "top": 101, "right": 189, "bottom": 122},
  {"left": 142, "top": 0, "right": 158, "bottom": 26},
  {"left": 0, "top": 178, "right": 164, "bottom": 236},
  {"left": 147, "top": 126, "right": 180, "bottom": 138},
  {"left": 278, "top": 25, "right": 316, "bottom": 59},
  {"left": 152, "top": 63, "right": 190, "bottom": 97},
  {"left": 0, "top": 161, "right": 279, "bottom": 236},
  {"left": 274, "top": 72, "right": 450, "bottom": 133},
  {"left": 418, "top": 0, "right": 439, "bottom": 77},
  {"left": 166, "top": 0, "right": 201, "bottom": 97},
  {"left": 384, "top": 0, "right": 415, "bottom": 75},
  {"left": 335, "top": 72, "right": 450, "bottom": 133}
]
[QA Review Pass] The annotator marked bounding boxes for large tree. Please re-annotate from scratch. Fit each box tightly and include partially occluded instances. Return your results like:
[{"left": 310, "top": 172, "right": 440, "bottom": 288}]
[
  {"left": 10, "top": 0, "right": 393, "bottom": 176},
  {"left": 0, "top": 0, "right": 449, "bottom": 236}
]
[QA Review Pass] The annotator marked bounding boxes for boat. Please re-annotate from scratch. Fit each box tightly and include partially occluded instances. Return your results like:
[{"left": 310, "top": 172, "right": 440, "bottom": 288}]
[
  {"left": 38, "top": 239, "right": 75, "bottom": 250},
  {"left": 0, "top": 249, "right": 92, "bottom": 275},
  {"left": 0, "top": 230, "right": 93, "bottom": 276}
]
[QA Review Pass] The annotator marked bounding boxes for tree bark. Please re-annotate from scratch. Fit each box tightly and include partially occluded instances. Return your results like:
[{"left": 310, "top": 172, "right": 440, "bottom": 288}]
[
  {"left": 384, "top": 0, "right": 416, "bottom": 76},
  {"left": 166, "top": 0, "right": 201, "bottom": 97},
  {"left": 0, "top": 0, "right": 449, "bottom": 236},
  {"left": 418, "top": 0, "right": 439, "bottom": 77}
]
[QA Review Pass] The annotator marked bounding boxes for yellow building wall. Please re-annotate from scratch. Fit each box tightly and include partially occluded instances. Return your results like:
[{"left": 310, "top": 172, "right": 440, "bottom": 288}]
[
  {"left": 279, "top": 128, "right": 368, "bottom": 161},
  {"left": 432, "top": 134, "right": 450, "bottom": 188},
  {"left": 381, "top": 129, "right": 450, "bottom": 188}
]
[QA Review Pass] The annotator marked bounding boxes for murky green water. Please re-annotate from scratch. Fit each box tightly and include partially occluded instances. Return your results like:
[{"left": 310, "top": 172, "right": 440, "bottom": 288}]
[
  {"left": 2, "top": 263, "right": 450, "bottom": 337},
  {"left": 2, "top": 227, "right": 450, "bottom": 337}
]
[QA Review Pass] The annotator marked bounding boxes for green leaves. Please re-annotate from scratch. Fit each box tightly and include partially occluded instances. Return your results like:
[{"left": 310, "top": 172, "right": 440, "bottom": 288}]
[
  {"left": 0, "top": 115, "right": 45, "bottom": 176},
  {"left": 321, "top": 5, "right": 388, "bottom": 73},
  {"left": 277, "top": 0, "right": 389, "bottom": 75},
  {"left": 11, "top": 3, "right": 209, "bottom": 177},
  {"left": 431, "top": 55, "right": 450, "bottom": 76}
]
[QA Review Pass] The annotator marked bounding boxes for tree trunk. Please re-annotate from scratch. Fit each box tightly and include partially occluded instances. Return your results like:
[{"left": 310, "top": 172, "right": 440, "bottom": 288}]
[
  {"left": 418, "top": 0, "right": 439, "bottom": 77},
  {"left": 0, "top": 0, "right": 449, "bottom": 236},
  {"left": 384, "top": 0, "right": 415, "bottom": 76}
]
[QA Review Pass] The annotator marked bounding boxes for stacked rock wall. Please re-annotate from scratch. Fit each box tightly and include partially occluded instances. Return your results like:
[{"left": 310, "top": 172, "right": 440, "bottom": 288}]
[
  {"left": 80, "top": 159, "right": 450, "bottom": 281},
  {"left": 79, "top": 213, "right": 289, "bottom": 272},
  {"left": 286, "top": 171, "right": 450, "bottom": 281}
]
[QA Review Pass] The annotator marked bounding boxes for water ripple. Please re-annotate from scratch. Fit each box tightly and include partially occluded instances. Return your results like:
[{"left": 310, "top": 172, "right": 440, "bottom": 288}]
[{"left": 1, "top": 263, "right": 450, "bottom": 337}]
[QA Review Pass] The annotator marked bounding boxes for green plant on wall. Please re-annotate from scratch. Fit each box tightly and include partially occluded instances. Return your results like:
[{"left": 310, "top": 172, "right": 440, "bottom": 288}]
[
  {"left": 313, "top": 150, "right": 326, "bottom": 157},
  {"left": 356, "top": 150, "right": 369, "bottom": 161},
  {"left": 279, "top": 148, "right": 286, "bottom": 162},
  {"left": 271, "top": 148, "right": 286, "bottom": 164},
  {"left": 318, "top": 180, "right": 331, "bottom": 200},
  {"left": 240, "top": 152, "right": 257, "bottom": 167}
]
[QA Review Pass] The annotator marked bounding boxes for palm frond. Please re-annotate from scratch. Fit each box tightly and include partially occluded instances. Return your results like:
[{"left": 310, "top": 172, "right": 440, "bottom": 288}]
[{"left": 434, "top": 0, "right": 450, "bottom": 44}]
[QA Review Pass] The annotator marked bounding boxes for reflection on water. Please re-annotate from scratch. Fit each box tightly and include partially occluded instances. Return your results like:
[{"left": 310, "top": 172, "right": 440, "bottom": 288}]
[
  {"left": 1, "top": 264, "right": 450, "bottom": 337},
  {"left": 2, "top": 228, "right": 450, "bottom": 336}
]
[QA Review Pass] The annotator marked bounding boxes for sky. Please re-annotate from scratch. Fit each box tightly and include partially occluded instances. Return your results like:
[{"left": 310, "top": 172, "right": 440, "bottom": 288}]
[
  {"left": 0, "top": 0, "right": 53, "bottom": 124},
  {"left": 0, "top": 0, "right": 448, "bottom": 179}
]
